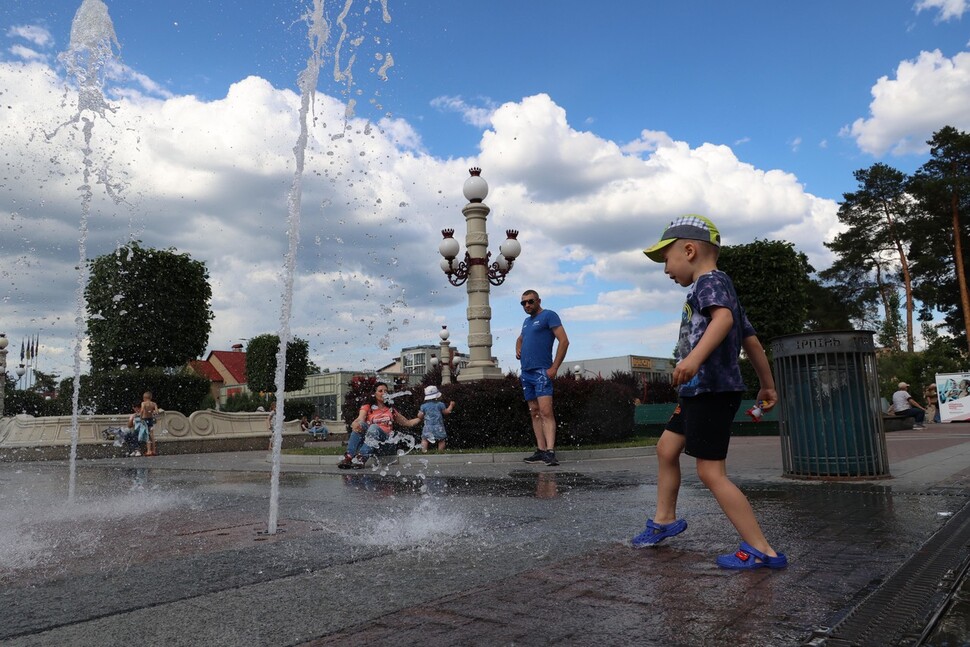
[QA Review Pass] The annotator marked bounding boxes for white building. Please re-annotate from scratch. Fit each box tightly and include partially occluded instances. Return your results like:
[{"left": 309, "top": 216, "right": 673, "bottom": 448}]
[{"left": 562, "top": 355, "right": 674, "bottom": 384}]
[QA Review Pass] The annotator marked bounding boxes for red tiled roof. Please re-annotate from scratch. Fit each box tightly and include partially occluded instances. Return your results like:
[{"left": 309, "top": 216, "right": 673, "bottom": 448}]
[
  {"left": 188, "top": 359, "right": 222, "bottom": 382},
  {"left": 209, "top": 350, "right": 248, "bottom": 384}
]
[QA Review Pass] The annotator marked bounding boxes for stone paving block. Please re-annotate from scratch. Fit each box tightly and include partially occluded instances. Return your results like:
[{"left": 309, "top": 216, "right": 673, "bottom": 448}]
[{"left": 7, "top": 429, "right": 970, "bottom": 646}]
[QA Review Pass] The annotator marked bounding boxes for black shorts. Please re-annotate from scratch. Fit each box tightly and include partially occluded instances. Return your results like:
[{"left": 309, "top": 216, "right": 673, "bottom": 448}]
[{"left": 665, "top": 392, "right": 743, "bottom": 460}]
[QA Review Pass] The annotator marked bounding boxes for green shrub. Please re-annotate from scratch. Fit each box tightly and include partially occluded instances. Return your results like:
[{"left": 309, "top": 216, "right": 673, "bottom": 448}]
[
  {"left": 75, "top": 368, "right": 210, "bottom": 415},
  {"left": 3, "top": 386, "right": 64, "bottom": 416},
  {"left": 283, "top": 398, "right": 316, "bottom": 422},
  {"left": 432, "top": 373, "right": 531, "bottom": 448},
  {"left": 223, "top": 391, "right": 271, "bottom": 412},
  {"left": 414, "top": 371, "right": 638, "bottom": 449},
  {"left": 641, "top": 378, "right": 678, "bottom": 404},
  {"left": 550, "top": 375, "right": 637, "bottom": 446}
]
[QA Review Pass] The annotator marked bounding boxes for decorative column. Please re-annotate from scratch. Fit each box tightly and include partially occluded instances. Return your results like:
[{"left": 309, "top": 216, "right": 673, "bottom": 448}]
[
  {"left": 0, "top": 334, "right": 7, "bottom": 417},
  {"left": 439, "top": 326, "right": 452, "bottom": 384},
  {"left": 438, "top": 168, "right": 521, "bottom": 382}
]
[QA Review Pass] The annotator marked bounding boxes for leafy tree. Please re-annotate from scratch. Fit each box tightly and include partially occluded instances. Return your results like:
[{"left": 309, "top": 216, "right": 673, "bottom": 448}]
[
  {"left": 85, "top": 242, "right": 213, "bottom": 371},
  {"left": 223, "top": 391, "right": 272, "bottom": 412},
  {"left": 817, "top": 262, "right": 882, "bottom": 332},
  {"left": 822, "top": 163, "right": 916, "bottom": 351},
  {"left": 3, "top": 378, "right": 62, "bottom": 416},
  {"left": 907, "top": 126, "right": 970, "bottom": 354},
  {"left": 29, "top": 369, "right": 60, "bottom": 395},
  {"left": 803, "top": 279, "right": 864, "bottom": 332},
  {"left": 718, "top": 239, "right": 813, "bottom": 344},
  {"left": 876, "top": 325, "right": 965, "bottom": 402},
  {"left": 877, "top": 290, "right": 904, "bottom": 351},
  {"left": 245, "top": 334, "right": 311, "bottom": 394}
]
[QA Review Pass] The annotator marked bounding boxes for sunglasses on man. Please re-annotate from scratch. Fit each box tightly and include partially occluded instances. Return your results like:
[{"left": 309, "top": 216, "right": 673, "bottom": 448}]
[{"left": 520, "top": 298, "right": 536, "bottom": 306}]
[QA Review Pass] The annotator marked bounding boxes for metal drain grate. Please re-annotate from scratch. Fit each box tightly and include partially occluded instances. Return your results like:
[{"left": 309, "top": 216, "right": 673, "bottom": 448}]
[{"left": 805, "top": 500, "right": 970, "bottom": 646}]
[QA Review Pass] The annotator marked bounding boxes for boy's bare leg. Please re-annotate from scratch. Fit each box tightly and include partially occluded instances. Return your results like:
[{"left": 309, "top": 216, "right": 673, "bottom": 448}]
[
  {"left": 653, "top": 429, "right": 685, "bottom": 524},
  {"left": 696, "top": 458, "right": 777, "bottom": 557}
]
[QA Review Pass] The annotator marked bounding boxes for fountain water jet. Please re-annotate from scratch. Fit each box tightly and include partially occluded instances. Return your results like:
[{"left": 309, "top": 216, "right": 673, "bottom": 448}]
[
  {"left": 267, "top": 0, "right": 329, "bottom": 536},
  {"left": 51, "top": 0, "right": 121, "bottom": 502},
  {"left": 267, "top": 0, "right": 392, "bottom": 535}
]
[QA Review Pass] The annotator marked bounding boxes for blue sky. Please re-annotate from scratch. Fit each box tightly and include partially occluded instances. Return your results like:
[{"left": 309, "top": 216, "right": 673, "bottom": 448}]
[{"left": 1, "top": 0, "right": 969, "bottom": 381}]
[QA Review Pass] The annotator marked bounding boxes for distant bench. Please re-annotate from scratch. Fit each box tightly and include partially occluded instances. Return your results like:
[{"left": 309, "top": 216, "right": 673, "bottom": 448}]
[
  {"left": 637, "top": 399, "right": 914, "bottom": 436},
  {"left": 635, "top": 400, "right": 779, "bottom": 437},
  {"left": 880, "top": 398, "right": 915, "bottom": 432}
]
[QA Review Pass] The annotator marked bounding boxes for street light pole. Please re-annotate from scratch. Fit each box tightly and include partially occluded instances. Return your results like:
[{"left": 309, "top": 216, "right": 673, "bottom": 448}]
[
  {"left": 0, "top": 334, "right": 7, "bottom": 417},
  {"left": 439, "top": 168, "right": 521, "bottom": 382},
  {"left": 438, "top": 326, "right": 452, "bottom": 384}
]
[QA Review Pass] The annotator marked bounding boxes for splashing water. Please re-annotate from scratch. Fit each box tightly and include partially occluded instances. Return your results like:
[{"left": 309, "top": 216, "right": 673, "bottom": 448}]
[
  {"left": 0, "top": 489, "right": 182, "bottom": 576},
  {"left": 53, "top": 0, "right": 120, "bottom": 503},
  {"left": 350, "top": 498, "right": 475, "bottom": 549},
  {"left": 267, "top": 0, "right": 392, "bottom": 535}
]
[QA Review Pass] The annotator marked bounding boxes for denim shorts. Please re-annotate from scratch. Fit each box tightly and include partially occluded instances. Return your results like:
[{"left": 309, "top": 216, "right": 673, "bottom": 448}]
[
  {"left": 422, "top": 425, "right": 448, "bottom": 442},
  {"left": 666, "top": 391, "right": 743, "bottom": 460},
  {"left": 521, "top": 368, "right": 554, "bottom": 401}
]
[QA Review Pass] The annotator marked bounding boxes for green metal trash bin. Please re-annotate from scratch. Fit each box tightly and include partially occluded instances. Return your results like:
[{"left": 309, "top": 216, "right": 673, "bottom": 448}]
[{"left": 771, "top": 330, "right": 889, "bottom": 479}]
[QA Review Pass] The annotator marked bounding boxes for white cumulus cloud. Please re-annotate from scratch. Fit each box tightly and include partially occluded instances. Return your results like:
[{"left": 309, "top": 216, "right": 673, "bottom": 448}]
[
  {"left": 847, "top": 49, "right": 970, "bottom": 156},
  {"left": 6, "top": 25, "right": 53, "bottom": 48},
  {"left": 914, "top": 0, "right": 969, "bottom": 21},
  {"left": 1, "top": 63, "right": 838, "bottom": 378}
]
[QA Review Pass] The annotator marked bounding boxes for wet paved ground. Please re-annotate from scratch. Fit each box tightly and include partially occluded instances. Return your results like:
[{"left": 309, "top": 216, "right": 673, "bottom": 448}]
[{"left": 2, "top": 423, "right": 970, "bottom": 646}]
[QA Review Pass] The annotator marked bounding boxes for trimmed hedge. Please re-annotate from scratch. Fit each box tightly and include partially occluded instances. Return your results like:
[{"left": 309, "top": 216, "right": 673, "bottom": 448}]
[
  {"left": 418, "top": 372, "right": 638, "bottom": 449},
  {"left": 282, "top": 398, "right": 316, "bottom": 422},
  {"left": 339, "top": 371, "right": 639, "bottom": 449},
  {"left": 66, "top": 368, "right": 211, "bottom": 415},
  {"left": 3, "top": 386, "right": 64, "bottom": 417}
]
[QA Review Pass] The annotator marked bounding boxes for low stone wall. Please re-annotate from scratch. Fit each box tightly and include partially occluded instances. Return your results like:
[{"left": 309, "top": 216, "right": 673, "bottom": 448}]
[{"left": 0, "top": 410, "right": 303, "bottom": 461}]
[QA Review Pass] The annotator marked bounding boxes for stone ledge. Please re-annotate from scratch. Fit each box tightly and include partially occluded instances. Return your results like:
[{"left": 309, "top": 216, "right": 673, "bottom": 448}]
[{"left": 0, "top": 410, "right": 302, "bottom": 461}]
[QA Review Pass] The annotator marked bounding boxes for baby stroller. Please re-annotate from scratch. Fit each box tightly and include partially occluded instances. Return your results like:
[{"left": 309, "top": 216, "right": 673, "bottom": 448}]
[
  {"left": 361, "top": 432, "right": 418, "bottom": 468},
  {"left": 101, "top": 417, "right": 148, "bottom": 456}
]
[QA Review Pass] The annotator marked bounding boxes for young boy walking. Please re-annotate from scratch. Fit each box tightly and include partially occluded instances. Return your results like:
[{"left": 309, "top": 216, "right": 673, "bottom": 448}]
[
  {"left": 140, "top": 391, "right": 159, "bottom": 456},
  {"left": 634, "top": 215, "right": 787, "bottom": 570}
]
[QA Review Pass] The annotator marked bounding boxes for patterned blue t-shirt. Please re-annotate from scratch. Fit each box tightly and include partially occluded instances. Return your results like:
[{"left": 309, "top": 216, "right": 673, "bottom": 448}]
[
  {"left": 520, "top": 309, "right": 563, "bottom": 371},
  {"left": 676, "top": 270, "right": 756, "bottom": 397},
  {"left": 420, "top": 400, "right": 447, "bottom": 432}
]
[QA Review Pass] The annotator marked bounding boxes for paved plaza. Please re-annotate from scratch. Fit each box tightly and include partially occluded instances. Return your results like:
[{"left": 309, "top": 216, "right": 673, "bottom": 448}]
[{"left": 2, "top": 424, "right": 970, "bottom": 646}]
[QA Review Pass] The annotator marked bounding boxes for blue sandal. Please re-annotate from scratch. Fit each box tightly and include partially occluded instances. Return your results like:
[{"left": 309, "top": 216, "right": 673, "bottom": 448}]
[
  {"left": 716, "top": 541, "right": 788, "bottom": 569},
  {"left": 631, "top": 518, "right": 687, "bottom": 548}
]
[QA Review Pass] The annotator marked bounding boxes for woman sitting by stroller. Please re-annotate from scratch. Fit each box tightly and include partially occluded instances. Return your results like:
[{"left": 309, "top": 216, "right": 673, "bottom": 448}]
[
  {"left": 103, "top": 403, "right": 146, "bottom": 456},
  {"left": 337, "top": 382, "right": 420, "bottom": 469},
  {"left": 128, "top": 402, "right": 150, "bottom": 456}
]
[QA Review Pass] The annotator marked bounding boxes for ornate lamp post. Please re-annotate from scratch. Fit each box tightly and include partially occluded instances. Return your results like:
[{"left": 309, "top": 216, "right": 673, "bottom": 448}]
[
  {"left": 437, "top": 326, "right": 452, "bottom": 384},
  {"left": 573, "top": 365, "right": 599, "bottom": 378},
  {"left": 0, "top": 334, "right": 7, "bottom": 417},
  {"left": 439, "top": 168, "right": 521, "bottom": 382}
]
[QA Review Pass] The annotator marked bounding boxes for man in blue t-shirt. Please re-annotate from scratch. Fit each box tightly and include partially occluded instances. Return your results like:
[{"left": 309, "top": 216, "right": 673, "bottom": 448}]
[{"left": 516, "top": 290, "right": 569, "bottom": 466}]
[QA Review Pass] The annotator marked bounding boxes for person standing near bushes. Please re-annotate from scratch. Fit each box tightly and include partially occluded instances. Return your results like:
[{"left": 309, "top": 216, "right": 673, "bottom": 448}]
[
  {"left": 418, "top": 385, "right": 455, "bottom": 452},
  {"left": 516, "top": 289, "right": 569, "bottom": 467},
  {"left": 140, "top": 391, "right": 159, "bottom": 456},
  {"left": 924, "top": 383, "right": 941, "bottom": 424}
]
